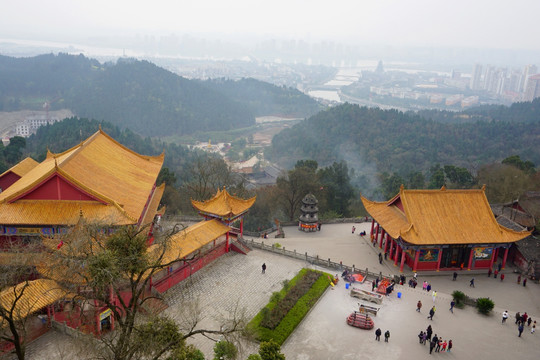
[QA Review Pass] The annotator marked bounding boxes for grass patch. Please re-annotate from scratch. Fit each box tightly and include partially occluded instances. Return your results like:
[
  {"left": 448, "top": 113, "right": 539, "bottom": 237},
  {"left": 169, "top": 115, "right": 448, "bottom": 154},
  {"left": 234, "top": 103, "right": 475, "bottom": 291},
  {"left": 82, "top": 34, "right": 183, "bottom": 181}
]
[{"left": 246, "top": 268, "right": 331, "bottom": 345}]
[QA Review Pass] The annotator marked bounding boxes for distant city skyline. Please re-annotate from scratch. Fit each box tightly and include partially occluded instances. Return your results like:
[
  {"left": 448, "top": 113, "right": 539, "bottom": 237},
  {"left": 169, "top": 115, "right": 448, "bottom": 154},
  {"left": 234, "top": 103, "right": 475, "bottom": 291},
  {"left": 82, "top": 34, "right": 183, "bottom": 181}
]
[{"left": 2, "top": 0, "right": 540, "bottom": 52}]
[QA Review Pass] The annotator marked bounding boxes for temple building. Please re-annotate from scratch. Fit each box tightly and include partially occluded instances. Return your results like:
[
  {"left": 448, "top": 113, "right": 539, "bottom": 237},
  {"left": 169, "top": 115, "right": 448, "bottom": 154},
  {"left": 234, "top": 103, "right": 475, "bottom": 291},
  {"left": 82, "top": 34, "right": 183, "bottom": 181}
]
[
  {"left": 362, "top": 186, "right": 531, "bottom": 272},
  {"left": 0, "top": 129, "right": 165, "bottom": 248},
  {"left": 298, "top": 193, "right": 319, "bottom": 232}
]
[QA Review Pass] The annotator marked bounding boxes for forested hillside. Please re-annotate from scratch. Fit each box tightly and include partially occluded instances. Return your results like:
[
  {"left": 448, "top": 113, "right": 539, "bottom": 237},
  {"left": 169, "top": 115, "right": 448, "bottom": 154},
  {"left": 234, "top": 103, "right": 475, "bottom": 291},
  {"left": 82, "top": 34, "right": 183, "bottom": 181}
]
[
  {"left": 267, "top": 101, "right": 540, "bottom": 175},
  {"left": 197, "top": 78, "right": 322, "bottom": 118},
  {"left": 0, "top": 54, "right": 321, "bottom": 137}
]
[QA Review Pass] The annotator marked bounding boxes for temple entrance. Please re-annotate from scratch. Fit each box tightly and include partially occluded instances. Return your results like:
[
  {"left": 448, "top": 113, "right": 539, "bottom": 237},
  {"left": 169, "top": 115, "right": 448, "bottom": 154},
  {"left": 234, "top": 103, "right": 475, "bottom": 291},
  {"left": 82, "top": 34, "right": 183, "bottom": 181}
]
[{"left": 440, "top": 245, "right": 470, "bottom": 269}]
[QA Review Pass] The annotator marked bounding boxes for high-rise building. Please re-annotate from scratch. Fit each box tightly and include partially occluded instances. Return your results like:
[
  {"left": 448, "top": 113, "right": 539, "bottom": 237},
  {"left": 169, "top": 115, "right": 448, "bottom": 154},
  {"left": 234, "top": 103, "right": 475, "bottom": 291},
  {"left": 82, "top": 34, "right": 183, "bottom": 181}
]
[
  {"left": 470, "top": 64, "right": 483, "bottom": 90},
  {"left": 522, "top": 64, "right": 538, "bottom": 92},
  {"left": 524, "top": 74, "right": 540, "bottom": 101}
]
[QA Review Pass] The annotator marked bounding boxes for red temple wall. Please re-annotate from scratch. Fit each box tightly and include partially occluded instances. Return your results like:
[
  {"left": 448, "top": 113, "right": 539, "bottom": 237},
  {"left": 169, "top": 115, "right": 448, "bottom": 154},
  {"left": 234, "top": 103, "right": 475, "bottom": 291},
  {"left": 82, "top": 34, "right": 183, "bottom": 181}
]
[
  {"left": 152, "top": 242, "right": 227, "bottom": 293},
  {"left": 19, "top": 174, "right": 96, "bottom": 201},
  {"left": 0, "top": 172, "right": 20, "bottom": 191}
]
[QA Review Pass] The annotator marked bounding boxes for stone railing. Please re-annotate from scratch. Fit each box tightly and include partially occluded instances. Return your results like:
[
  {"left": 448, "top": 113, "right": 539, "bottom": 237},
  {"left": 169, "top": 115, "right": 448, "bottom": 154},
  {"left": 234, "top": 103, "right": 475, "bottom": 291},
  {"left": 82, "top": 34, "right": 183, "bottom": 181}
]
[{"left": 247, "top": 238, "right": 396, "bottom": 283}]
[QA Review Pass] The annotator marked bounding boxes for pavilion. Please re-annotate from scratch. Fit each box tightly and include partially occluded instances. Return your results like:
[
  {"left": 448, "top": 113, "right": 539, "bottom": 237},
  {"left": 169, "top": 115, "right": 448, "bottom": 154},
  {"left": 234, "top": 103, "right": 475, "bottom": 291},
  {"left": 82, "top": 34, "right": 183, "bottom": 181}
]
[{"left": 362, "top": 186, "right": 531, "bottom": 272}]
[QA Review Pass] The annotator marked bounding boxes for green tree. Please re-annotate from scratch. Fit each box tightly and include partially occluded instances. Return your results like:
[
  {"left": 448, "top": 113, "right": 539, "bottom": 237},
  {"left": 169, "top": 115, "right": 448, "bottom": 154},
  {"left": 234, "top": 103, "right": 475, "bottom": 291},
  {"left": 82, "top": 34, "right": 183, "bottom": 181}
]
[
  {"left": 379, "top": 172, "right": 405, "bottom": 200},
  {"left": 428, "top": 164, "right": 445, "bottom": 189},
  {"left": 259, "top": 340, "right": 286, "bottom": 360},
  {"left": 477, "top": 163, "right": 531, "bottom": 203},
  {"left": 502, "top": 155, "right": 536, "bottom": 175},
  {"left": 276, "top": 166, "right": 320, "bottom": 221},
  {"left": 157, "top": 168, "right": 177, "bottom": 186},
  {"left": 213, "top": 340, "right": 237, "bottom": 360},
  {"left": 407, "top": 171, "right": 425, "bottom": 189},
  {"left": 318, "top": 161, "right": 354, "bottom": 217}
]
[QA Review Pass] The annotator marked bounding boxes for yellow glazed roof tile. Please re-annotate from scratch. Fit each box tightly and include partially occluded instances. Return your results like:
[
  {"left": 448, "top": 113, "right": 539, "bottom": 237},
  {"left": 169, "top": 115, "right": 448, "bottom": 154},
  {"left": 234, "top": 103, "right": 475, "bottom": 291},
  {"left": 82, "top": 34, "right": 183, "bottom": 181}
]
[
  {"left": 0, "top": 279, "right": 71, "bottom": 322},
  {"left": 362, "top": 187, "right": 531, "bottom": 245},
  {"left": 0, "top": 130, "right": 164, "bottom": 225},
  {"left": 149, "top": 219, "right": 230, "bottom": 265},
  {"left": 0, "top": 157, "right": 39, "bottom": 178},
  {"left": 191, "top": 188, "right": 256, "bottom": 218}
]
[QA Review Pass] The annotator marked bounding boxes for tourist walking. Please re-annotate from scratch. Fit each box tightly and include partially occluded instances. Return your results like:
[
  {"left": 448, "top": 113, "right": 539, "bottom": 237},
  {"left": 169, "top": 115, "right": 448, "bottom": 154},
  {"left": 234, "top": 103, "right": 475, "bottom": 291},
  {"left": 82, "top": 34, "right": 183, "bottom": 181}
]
[
  {"left": 523, "top": 278, "right": 527, "bottom": 287},
  {"left": 422, "top": 332, "right": 427, "bottom": 345},
  {"left": 501, "top": 273, "right": 505, "bottom": 281},
  {"left": 453, "top": 271, "right": 458, "bottom": 281},
  {"left": 518, "top": 323, "right": 524, "bottom": 337},
  {"left": 423, "top": 281, "right": 427, "bottom": 291},
  {"left": 502, "top": 310, "right": 508, "bottom": 323},
  {"left": 527, "top": 317, "right": 532, "bottom": 326},
  {"left": 531, "top": 321, "right": 536, "bottom": 334},
  {"left": 426, "top": 283, "right": 432, "bottom": 292},
  {"left": 262, "top": 263, "right": 266, "bottom": 274},
  {"left": 447, "top": 340, "right": 453, "bottom": 353},
  {"left": 515, "top": 312, "right": 521, "bottom": 324},
  {"left": 379, "top": 253, "right": 383, "bottom": 264},
  {"left": 432, "top": 290, "right": 437, "bottom": 302},
  {"left": 428, "top": 306, "right": 436, "bottom": 320},
  {"left": 418, "top": 330, "right": 424, "bottom": 344},
  {"left": 417, "top": 300, "right": 422, "bottom": 312},
  {"left": 470, "top": 278, "right": 475, "bottom": 287},
  {"left": 450, "top": 300, "right": 455, "bottom": 313},
  {"left": 375, "top": 328, "right": 382, "bottom": 341},
  {"left": 384, "top": 330, "right": 390, "bottom": 342},
  {"left": 488, "top": 268, "right": 492, "bottom": 277},
  {"left": 429, "top": 338, "right": 437, "bottom": 354},
  {"left": 352, "top": 226, "right": 356, "bottom": 234},
  {"left": 517, "top": 274, "right": 521, "bottom": 284},
  {"left": 426, "top": 325, "right": 433, "bottom": 341},
  {"left": 494, "top": 270, "right": 498, "bottom": 278},
  {"left": 441, "top": 340, "right": 447, "bottom": 352},
  {"left": 498, "top": 263, "right": 502, "bottom": 272},
  {"left": 435, "top": 336, "right": 442, "bottom": 352},
  {"left": 522, "top": 312, "right": 528, "bottom": 324}
]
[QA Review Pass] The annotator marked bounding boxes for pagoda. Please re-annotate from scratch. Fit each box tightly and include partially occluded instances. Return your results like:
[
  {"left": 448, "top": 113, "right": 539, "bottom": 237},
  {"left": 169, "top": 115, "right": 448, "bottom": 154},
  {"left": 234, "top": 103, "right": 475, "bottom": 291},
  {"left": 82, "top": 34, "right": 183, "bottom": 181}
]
[{"left": 298, "top": 193, "right": 319, "bottom": 232}]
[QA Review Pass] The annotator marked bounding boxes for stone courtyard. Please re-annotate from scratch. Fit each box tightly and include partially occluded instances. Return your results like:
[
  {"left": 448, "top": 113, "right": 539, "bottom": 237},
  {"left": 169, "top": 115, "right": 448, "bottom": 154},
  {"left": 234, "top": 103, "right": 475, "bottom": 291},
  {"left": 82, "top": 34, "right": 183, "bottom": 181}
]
[{"left": 14, "top": 223, "right": 540, "bottom": 359}]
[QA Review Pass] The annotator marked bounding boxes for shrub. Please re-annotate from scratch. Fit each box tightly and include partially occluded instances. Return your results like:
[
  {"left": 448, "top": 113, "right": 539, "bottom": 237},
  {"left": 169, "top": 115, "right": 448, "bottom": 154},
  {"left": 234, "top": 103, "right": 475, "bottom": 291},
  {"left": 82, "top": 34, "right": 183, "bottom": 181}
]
[
  {"left": 476, "top": 297, "right": 494, "bottom": 314},
  {"left": 213, "top": 340, "right": 237, "bottom": 360},
  {"left": 273, "top": 242, "right": 282, "bottom": 248},
  {"left": 247, "top": 355, "right": 262, "bottom": 360},
  {"left": 246, "top": 268, "right": 331, "bottom": 345},
  {"left": 282, "top": 279, "right": 290, "bottom": 291},
  {"left": 452, "top": 290, "right": 466, "bottom": 308},
  {"left": 259, "top": 339, "right": 286, "bottom": 360},
  {"left": 260, "top": 270, "right": 322, "bottom": 329}
]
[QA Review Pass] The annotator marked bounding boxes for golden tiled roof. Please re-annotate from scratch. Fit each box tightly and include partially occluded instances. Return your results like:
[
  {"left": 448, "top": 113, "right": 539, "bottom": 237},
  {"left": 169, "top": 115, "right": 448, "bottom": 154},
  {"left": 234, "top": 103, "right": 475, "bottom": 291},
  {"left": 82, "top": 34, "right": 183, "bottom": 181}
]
[
  {"left": 149, "top": 219, "right": 230, "bottom": 265},
  {"left": 191, "top": 188, "right": 256, "bottom": 218},
  {"left": 140, "top": 183, "right": 165, "bottom": 229},
  {"left": 0, "top": 130, "right": 164, "bottom": 226},
  {"left": 0, "top": 157, "right": 39, "bottom": 178},
  {"left": 362, "top": 187, "right": 531, "bottom": 245},
  {"left": 0, "top": 279, "right": 71, "bottom": 322}
]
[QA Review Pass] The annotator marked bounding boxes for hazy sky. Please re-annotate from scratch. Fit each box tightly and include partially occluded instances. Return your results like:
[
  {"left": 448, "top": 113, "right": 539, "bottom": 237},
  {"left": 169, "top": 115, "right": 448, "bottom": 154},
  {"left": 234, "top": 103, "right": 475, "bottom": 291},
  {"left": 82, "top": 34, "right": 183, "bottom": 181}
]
[{"left": 2, "top": 0, "right": 540, "bottom": 50}]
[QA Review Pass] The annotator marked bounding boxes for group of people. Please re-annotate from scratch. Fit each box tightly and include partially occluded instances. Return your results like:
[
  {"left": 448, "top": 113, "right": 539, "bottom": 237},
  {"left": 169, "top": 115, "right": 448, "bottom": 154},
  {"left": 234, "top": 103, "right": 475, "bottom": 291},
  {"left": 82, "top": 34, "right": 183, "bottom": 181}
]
[
  {"left": 513, "top": 311, "right": 536, "bottom": 336},
  {"left": 419, "top": 325, "right": 453, "bottom": 354},
  {"left": 374, "top": 328, "right": 391, "bottom": 342},
  {"left": 422, "top": 281, "right": 433, "bottom": 292}
]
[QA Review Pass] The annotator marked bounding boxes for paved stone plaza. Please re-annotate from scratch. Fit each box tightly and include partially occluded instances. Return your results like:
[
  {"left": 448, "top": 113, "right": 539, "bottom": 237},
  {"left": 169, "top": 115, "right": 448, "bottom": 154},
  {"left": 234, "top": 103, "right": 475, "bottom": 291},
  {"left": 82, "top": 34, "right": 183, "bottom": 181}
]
[{"left": 14, "top": 223, "right": 540, "bottom": 359}]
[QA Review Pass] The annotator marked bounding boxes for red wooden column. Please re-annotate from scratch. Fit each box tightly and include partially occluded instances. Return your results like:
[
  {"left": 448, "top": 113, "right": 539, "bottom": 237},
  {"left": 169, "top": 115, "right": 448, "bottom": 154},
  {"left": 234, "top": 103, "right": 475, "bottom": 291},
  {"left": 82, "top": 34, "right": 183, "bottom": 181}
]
[
  {"left": 502, "top": 247, "right": 509, "bottom": 269},
  {"left": 384, "top": 234, "right": 390, "bottom": 254},
  {"left": 379, "top": 229, "right": 385, "bottom": 248},
  {"left": 47, "top": 305, "right": 52, "bottom": 326},
  {"left": 225, "top": 232, "right": 230, "bottom": 252},
  {"left": 399, "top": 247, "right": 406, "bottom": 272},
  {"left": 240, "top": 218, "right": 244, "bottom": 237},
  {"left": 489, "top": 246, "right": 496, "bottom": 270},
  {"left": 370, "top": 219, "right": 375, "bottom": 237},
  {"left": 394, "top": 244, "right": 400, "bottom": 266},
  {"left": 467, "top": 248, "right": 474, "bottom": 270},
  {"left": 436, "top": 248, "right": 442, "bottom": 271},
  {"left": 413, "top": 249, "right": 420, "bottom": 272},
  {"left": 389, "top": 238, "right": 394, "bottom": 259},
  {"left": 374, "top": 223, "right": 380, "bottom": 243}
]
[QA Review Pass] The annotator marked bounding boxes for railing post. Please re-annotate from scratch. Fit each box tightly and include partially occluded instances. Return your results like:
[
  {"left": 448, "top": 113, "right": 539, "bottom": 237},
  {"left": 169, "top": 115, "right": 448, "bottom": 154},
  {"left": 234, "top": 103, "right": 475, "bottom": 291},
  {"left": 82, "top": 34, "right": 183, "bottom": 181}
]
[
  {"left": 353, "top": 264, "right": 355, "bottom": 272},
  {"left": 328, "top": 258, "right": 331, "bottom": 267},
  {"left": 305, "top": 252, "right": 308, "bottom": 261}
]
